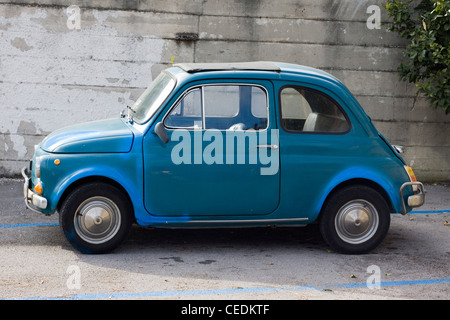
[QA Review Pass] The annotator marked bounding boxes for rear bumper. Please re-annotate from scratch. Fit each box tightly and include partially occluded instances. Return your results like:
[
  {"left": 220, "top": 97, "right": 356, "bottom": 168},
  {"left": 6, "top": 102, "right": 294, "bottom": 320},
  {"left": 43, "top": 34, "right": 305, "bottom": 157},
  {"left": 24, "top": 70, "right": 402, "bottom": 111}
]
[
  {"left": 399, "top": 181, "right": 425, "bottom": 215},
  {"left": 21, "top": 167, "right": 48, "bottom": 214}
]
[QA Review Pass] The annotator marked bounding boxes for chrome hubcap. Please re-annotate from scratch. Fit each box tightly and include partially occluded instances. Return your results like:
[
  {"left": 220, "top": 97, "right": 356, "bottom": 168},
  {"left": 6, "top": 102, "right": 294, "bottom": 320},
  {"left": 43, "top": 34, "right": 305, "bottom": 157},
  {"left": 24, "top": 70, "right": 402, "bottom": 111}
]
[
  {"left": 74, "top": 197, "right": 121, "bottom": 244},
  {"left": 335, "top": 200, "right": 379, "bottom": 244}
]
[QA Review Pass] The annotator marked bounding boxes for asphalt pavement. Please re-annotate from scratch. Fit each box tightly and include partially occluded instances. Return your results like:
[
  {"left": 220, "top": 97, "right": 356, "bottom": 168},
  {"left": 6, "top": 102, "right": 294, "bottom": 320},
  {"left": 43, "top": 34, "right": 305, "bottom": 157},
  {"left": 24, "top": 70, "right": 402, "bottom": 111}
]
[{"left": 0, "top": 178, "right": 449, "bottom": 301}]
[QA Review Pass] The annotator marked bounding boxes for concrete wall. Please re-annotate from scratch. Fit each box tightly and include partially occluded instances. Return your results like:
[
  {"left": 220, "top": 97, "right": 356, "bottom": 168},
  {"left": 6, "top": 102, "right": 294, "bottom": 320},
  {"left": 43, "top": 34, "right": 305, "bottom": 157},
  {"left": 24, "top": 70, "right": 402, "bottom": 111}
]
[{"left": 0, "top": 0, "right": 448, "bottom": 180}]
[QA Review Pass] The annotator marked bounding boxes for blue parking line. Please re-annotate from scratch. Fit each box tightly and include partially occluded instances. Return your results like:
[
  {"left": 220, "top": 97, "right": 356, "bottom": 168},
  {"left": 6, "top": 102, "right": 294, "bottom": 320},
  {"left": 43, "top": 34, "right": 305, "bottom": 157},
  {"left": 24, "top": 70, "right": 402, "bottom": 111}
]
[
  {"left": 0, "top": 222, "right": 59, "bottom": 228},
  {"left": 11, "top": 278, "right": 450, "bottom": 300},
  {"left": 409, "top": 210, "right": 449, "bottom": 214}
]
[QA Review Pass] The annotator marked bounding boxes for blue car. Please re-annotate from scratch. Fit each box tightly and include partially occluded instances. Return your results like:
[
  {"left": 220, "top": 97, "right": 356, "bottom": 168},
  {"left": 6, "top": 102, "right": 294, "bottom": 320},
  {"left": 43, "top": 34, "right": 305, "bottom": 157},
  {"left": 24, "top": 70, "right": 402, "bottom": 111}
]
[{"left": 22, "top": 62, "right": 425, "bottom": 254}]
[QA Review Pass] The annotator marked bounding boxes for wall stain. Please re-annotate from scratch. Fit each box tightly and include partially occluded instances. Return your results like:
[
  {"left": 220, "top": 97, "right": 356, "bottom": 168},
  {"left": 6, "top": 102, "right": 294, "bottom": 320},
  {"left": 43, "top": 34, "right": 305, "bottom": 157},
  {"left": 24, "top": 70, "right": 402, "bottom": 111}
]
[{"left": 10, "top": 37, "right": 33, "bottom": 52}]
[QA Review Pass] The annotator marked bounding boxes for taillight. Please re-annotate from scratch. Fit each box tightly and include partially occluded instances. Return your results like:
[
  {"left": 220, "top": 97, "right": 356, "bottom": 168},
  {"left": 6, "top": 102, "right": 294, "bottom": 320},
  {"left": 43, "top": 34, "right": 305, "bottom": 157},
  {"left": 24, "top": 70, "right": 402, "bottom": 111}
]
[
  {"left": 404, "top": 166, "right": 417, "bottom": 181},
  {"left": 404, "top": 166, "right": 418, "bottom": 192}
]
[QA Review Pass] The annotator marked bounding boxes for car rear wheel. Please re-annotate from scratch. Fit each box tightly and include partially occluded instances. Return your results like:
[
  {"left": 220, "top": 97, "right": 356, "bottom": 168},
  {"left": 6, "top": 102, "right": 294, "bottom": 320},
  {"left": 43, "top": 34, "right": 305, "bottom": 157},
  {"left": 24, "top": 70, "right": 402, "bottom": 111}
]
[
  {"left": 319, "top": 185, "right": 390, "bottom": 254},
  {"left": 59, "top": 182, "right": 133, "bottom": 254}
]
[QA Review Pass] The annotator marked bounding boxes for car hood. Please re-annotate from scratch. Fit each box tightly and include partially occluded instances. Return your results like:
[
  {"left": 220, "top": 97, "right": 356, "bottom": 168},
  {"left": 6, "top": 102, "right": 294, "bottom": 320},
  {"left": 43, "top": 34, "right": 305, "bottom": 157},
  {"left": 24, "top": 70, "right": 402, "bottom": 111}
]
[{"left": 41, "top": 118, "right": 134, "bottom": 153}]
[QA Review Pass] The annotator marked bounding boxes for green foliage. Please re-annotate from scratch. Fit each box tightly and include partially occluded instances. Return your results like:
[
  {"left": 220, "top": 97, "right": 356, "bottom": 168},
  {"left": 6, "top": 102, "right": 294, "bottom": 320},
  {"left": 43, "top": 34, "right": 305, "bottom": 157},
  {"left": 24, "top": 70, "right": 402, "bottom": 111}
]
[{"left": 383, "top": 0, "right": 450, "bottom": 114}]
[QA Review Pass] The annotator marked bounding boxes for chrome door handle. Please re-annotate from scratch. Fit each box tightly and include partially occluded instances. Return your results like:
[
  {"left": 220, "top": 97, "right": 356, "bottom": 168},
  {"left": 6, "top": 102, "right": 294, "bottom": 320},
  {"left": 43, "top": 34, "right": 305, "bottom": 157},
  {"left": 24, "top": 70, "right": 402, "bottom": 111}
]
[{"left": 256, "top": 145, "right": 279, "bottom": 150}]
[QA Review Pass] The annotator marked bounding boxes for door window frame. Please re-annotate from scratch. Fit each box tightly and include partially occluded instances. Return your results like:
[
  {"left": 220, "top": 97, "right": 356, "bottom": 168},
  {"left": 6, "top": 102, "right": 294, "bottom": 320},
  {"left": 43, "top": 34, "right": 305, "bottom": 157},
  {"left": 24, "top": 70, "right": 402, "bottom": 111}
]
[{"left": 162, "top": 83, "right": 271, "bottom": 132}]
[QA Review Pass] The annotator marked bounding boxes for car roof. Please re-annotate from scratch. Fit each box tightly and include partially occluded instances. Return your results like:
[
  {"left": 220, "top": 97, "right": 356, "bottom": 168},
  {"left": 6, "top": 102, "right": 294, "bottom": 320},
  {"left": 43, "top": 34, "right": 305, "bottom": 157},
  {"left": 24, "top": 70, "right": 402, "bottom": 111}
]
[
  {"left": 174, "top": 61, "right": 281, "bottom": 73},
  {"left": 172, "top": 61, "right": 339, "bottom": 83}
]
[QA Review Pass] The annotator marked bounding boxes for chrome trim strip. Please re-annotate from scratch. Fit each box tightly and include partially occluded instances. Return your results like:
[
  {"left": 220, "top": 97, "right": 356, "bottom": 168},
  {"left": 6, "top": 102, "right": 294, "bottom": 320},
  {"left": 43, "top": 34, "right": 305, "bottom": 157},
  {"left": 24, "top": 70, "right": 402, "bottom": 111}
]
[
  {"left": 201, "top": 86, "right": 206, "bottom": 129},
  {"left": 393, "top": 145, "right": 405, "bottom": 154},
  {"left": 183, "top": 217, "right": 309, "bottom": 224},
  {"left": 256, "top": 144, "right": 279, "bottom": 149}
]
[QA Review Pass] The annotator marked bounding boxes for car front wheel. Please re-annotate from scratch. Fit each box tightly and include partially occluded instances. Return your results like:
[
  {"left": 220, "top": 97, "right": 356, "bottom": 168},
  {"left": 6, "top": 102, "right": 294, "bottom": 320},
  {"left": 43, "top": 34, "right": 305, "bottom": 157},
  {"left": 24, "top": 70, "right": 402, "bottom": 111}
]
[
  {"left": 59, "top": 182, "right": 133, "bottom": 254},
  {"left": 319, "top": 185, "right": 391, "bottom": 254}
]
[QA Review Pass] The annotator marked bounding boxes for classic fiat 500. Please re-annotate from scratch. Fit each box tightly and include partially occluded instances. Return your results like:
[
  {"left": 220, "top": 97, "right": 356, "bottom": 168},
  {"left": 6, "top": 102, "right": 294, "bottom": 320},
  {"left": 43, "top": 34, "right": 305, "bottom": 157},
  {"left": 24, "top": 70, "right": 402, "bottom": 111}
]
[{"left": 22, "top": 62, "right": 424, "bottom": 254}]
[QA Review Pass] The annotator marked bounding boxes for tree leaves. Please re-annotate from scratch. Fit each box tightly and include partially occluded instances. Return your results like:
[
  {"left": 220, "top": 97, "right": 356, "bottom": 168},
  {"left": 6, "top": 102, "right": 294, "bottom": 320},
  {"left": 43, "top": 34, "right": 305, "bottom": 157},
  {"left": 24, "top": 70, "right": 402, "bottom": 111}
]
[{"left": 384, "top": 0, "right": 450, "bottom": 114}]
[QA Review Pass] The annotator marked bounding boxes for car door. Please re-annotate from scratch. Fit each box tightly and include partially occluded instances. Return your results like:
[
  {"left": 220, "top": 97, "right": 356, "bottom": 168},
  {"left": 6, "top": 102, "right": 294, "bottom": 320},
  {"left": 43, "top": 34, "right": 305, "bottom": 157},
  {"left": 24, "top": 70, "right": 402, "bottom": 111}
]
[{"left": 143, "top": 80, "right": 280, "bottom": 217}]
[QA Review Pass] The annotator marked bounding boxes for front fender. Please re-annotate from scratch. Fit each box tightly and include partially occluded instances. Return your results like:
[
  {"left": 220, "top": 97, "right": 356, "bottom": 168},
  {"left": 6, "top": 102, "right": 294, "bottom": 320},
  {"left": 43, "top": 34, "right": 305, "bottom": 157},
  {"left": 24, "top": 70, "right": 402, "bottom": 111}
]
[{"left": 44, "top": 153, "right": 143, "bottom": 216}]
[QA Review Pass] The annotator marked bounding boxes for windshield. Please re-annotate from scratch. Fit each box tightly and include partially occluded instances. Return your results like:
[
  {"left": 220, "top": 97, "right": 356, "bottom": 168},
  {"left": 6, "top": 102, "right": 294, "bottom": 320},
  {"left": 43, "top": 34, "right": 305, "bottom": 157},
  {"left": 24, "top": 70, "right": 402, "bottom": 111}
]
[{"left": 132, "top": 72, "right": 176, "bottom": 124}]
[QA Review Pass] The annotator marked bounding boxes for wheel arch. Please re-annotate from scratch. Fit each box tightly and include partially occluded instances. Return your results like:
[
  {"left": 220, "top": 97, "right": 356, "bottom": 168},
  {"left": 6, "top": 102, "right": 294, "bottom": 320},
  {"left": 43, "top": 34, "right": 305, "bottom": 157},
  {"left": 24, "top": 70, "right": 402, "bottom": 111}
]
[
  {"left": 56, "top": 175, "right": 135, "bottom": 221},
  {"left": 319, "top": 178, "right": 395, "bottom": 219}
]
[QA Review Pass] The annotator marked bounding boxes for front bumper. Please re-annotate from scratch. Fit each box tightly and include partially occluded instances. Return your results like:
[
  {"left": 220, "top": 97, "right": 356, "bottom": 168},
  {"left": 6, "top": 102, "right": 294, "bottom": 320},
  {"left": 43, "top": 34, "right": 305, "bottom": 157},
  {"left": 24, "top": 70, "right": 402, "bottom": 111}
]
[
  {"left": 21, "top": 167, "right": 48, "bottom": 213},
  {"left": 399, "top": 181, "right": 425, "bottom": 215}
]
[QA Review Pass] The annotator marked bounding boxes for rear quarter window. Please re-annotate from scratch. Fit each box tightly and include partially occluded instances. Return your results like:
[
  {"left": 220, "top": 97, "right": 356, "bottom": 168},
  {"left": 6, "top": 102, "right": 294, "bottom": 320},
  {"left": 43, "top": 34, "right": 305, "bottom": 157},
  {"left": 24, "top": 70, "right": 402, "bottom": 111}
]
[{"left": 279, "top": 86, "right": 350, "bottom": 134}]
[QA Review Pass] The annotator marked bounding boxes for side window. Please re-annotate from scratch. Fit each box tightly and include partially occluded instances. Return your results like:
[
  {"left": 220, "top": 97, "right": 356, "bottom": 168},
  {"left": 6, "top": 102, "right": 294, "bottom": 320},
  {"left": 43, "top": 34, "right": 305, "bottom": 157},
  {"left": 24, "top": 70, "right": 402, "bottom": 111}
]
[
  {"left": 164, "top": 85, "right": 268, "bottom": 131},
  {"left": 204, "top": 86, "right": 239, "bottom": 117},
  {"left": 164, "top": 88, "right": 202, "bottom": 129},
  {"left": 279, "top": 86, "right": 350, "bottom": 133},
  {"left": 250, "top": 86, "right": 268, "bottom": 118},
  {"left": 204, "top": 85, "right": 268, "bottom": 130}
]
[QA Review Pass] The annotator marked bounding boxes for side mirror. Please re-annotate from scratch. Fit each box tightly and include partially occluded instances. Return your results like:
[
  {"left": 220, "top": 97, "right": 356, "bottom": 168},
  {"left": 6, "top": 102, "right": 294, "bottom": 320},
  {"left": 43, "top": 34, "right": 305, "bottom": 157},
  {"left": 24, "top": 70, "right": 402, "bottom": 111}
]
[{"left": 154, "top": 122, "right": 169, "bottom": 144}]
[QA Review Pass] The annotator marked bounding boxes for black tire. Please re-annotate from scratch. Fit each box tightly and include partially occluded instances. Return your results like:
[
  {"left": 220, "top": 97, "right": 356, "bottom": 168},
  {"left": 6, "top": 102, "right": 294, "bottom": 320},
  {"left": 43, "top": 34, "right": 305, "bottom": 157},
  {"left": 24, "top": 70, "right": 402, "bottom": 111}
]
[
  {"left": 319, "top": 185, "right": 391, "bottom": 254},
  {"left": 59, "top": 182, "right": 133, "bottom": 254}
]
